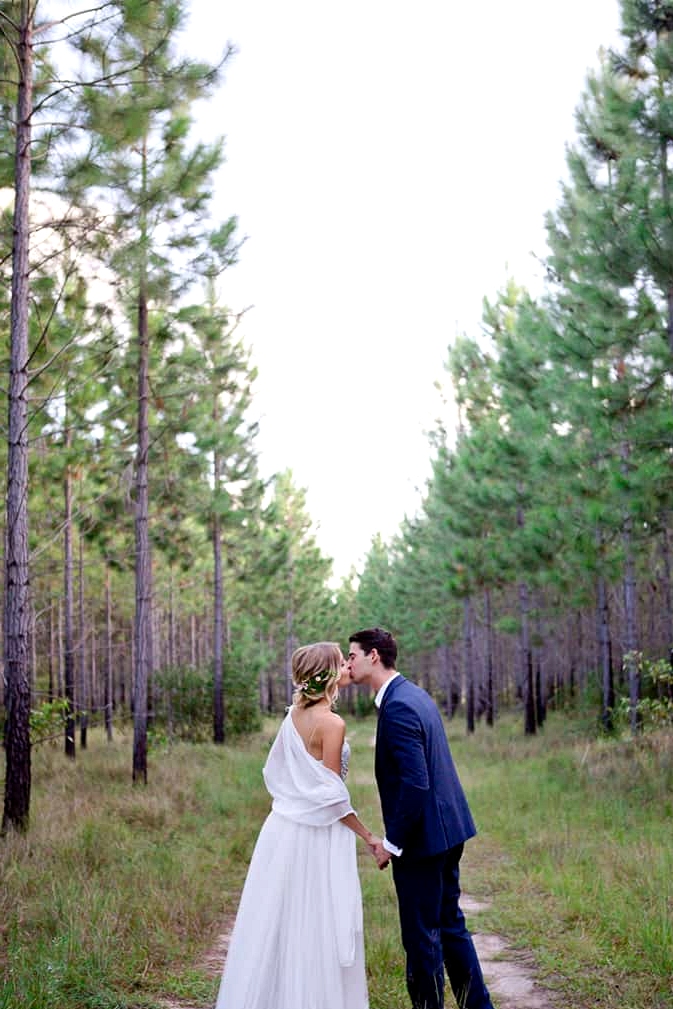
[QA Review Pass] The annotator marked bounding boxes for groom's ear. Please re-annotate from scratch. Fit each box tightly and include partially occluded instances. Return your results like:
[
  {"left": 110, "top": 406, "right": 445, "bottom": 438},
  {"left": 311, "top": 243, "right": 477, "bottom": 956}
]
[{"left": 370, "top": 648, "right": 380, "bottom": 665}]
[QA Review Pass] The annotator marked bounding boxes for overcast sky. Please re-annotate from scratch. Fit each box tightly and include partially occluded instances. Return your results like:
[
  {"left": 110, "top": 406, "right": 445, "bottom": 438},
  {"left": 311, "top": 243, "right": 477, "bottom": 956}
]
[{"left": 184, "top": 0, "right": 622, "bottom": 580}]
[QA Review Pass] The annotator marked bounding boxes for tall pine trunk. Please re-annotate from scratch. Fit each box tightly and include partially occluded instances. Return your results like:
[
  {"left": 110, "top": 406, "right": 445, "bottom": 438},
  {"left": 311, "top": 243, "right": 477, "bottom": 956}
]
[
  {"left": 534, "top": 604, "right": 546, "bottom": 728},
  {"left": 78, "top": 528, "right": 88, "bottom": 749},
  {"left": 284, "top": 607, "right": 294, "bottom": 707},
  {"left": 48, "top": 599, "right": 56, "bottom": 701},
  {"left": 284, "top": 561, "right": 295, "bottom": 707},
  {"left": 518, "top": 579, "right": 535, "bottom": 735},
  {"left": 516, "top": 503, "right": 536, "bottom": 735},
  {"left": 190, "top": 613, "right": 197, "bottom": 667},
  {"left": 483, "top": 588, "right": 495, "bottom": 726},
  {"left": 133, "top": 137, "right": 151, "bottom": 783},
  {"left": 622, "top": 518, "right": 640, "bottom": 734},
  {"left": 63, "top": 423, "right": 76, "bottom": 758},
  {"left": 597, "top": 574, "right": 614, "bottom": 729},
  {"left": 212, "top": 436, "right": 225, "bottom": 744},
  {"left": 439, "top": 640, "right": 455, "bottom": 718},
  {"left": 463, "top": 597, "right": 475, "bottom": 734},
  {"left": 57, "top": 599, "right": 64, "bottom": 698},
  {"left": 105, "top": 566, "right": 113, "bottom": 741},
  {"left": 661, "top": 526, "right": 673, "bottom": 701},
  {"left": 620, "top": 439, "right": 640, "bottom": 734},
  {"left": 3, "top": 0, "right": 33, "bottom": 833}
]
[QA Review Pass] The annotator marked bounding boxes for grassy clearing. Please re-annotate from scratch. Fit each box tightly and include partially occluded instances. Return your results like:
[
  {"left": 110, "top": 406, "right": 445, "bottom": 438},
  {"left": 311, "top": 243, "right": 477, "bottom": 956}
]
[
  {"left": 1, "top": 713, "right": 671, "bottom": 1009},
  {"left": 446, "top": 714, "right": 673, "bottom": 1009},
  {"left": 0, "top": 725, "right": 274, "bottom": 1009}
]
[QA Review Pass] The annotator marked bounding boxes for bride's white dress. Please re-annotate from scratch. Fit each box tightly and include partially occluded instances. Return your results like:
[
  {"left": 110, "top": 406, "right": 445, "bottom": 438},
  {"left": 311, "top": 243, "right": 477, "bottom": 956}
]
[{"left": 214, "top": 708, "right": 369, "bottom": 1009}]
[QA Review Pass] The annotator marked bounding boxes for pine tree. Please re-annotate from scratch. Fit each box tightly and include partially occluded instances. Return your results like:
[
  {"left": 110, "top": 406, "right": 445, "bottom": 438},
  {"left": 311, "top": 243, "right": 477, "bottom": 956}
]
[
  {"left": 545, "top": 45, "right": 673, "bottom": 732},
  {"left": 72, "top": 0, "right": 231, "bottom": 780},
  {"left": 2, "top": 0, "right": 34, "bottom": 832},
  {"left": 167, "top": 288, "right": 259, "bottom": 743}
]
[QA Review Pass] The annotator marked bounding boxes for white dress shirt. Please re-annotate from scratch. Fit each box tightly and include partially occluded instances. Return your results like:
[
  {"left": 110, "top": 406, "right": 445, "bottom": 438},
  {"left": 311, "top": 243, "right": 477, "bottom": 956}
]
[{"left": 374, "top": 672, "right": 403, "bottom": 857}]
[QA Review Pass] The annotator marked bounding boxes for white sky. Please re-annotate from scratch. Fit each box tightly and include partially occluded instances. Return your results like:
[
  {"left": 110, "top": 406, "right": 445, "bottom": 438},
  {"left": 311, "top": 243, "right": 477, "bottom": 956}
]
[{"left": 184, "top": 1, "right": 622, "bottom": 580}]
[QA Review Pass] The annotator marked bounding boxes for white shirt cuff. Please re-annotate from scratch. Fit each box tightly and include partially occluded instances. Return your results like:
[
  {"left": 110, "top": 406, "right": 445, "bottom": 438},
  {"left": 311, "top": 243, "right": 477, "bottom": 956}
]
[{"left": 383, "top": 836, "right": 403, "bottom": 857}]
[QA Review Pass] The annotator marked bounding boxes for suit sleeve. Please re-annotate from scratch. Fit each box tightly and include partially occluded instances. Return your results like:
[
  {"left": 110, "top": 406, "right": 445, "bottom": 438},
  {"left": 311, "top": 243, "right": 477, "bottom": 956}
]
[{"left": 382, "top": 700, "right": 429, "bottom": 850}]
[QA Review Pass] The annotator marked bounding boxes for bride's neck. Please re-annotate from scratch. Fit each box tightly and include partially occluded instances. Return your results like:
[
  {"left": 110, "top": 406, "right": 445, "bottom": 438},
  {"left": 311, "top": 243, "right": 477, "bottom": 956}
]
[{"left": 306, "top": 697, "right": 330, "bottom": 710}]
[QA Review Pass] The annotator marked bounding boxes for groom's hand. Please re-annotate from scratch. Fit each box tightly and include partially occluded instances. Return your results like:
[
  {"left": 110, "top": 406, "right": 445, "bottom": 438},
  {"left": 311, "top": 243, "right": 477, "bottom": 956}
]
[{"left": 370, "top": 839, "right": 391, "bottom": 870}]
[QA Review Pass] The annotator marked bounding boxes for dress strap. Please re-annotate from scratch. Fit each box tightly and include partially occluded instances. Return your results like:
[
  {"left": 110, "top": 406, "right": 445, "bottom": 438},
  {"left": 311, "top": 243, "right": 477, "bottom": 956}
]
[{"left": 306, "top": 718, "right": 321, "bottom": 752}]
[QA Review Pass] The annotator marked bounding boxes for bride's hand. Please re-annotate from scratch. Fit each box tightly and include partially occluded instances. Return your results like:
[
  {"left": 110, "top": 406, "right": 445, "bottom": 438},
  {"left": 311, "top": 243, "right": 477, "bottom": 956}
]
[{"left": 368, "top": 837, "right": 391, "bottom": 869}]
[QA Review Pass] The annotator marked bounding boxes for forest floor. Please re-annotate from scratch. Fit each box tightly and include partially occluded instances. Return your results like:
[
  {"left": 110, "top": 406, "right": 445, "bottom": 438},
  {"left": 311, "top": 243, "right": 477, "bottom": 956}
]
[
  {"left": 157, "top": 730, "right": 557, "bottom": 1009},
  {"left": 158, "top": 891, "right": 556, "bottom": 1009},
  {"left": 465, "top": 894, "right": 554, "bottom": 1009}
]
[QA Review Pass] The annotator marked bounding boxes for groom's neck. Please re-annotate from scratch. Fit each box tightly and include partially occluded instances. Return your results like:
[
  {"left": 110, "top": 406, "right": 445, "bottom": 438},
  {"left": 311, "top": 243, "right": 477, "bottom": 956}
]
[{"left": 372, "top": 667, "right": 397, "bottom": 692}]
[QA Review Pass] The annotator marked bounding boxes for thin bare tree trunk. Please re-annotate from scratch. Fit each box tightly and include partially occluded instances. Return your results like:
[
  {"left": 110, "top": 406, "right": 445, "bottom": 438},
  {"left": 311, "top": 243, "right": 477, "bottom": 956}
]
[
  {"left": 48, "top": 599, "right": 56, "bottom": 702},
  {"left": 661, "top": 526, "right": 673, "bottom": 703},
  {"left": 619, "top": 440, "right": 640, "bottom": 734},
  {"left": 30, "top": 597, "right": 37, "bottom": 706},
  {"left": 3, "top": 0, "right": 33, "bottom": 833},
  {"left": 57, "top": 598, "right": 64, "bottom": 698},
  {"left": 484, "top": 588, "right": 495, "bottom": 726},
  {"left": 212, "top": 508, "right": 225, "bottom": 743},
  {"left": 519, "top": 579, "right": 535, "bottom": 735},
  {"left": 516, "top": 501, "right": 536, "bottom": 735},
  {"left": 165, "top": 583, "right": 175, "bottom": 740},
  {"left": 267, "top": 631, "right": 276, "bottom": 713},
  {"left": 105, "top": 567, "right": 113, "bottom": 741},
  {"left": 285, "top": 605, "right": 294, "bottom": 708},
  {"left": 212, "top": 421, "right": 226, "bottom": 742},
  {"left": 623, "top": 520, "right": 640, "bottom": 734},
  {"left": 259, "top": 627, "right": 268, "bottom": 712},
  {"left": 439, "top": 640, "right": 454, "bottom": 718},
  {"left": 133, "top": 286, "right": 151, "bottom": 780},
  {"left": 597, "top": 570, "right": 614, "bottom": 731},
  {"left": 90, "top": 619, "right": 97, "bottom": 733},
  {"left": 78, "top": 528, "right": 88, "bottom": 750},
  {"left": 133, "top": 133, "right": 151, "bottom": 784},
  {"left": 167, "top": 573, "right": 174, "bottom": 668},
  {"left": 64, "top": 422, "right": 76, "bottom": 758},
  {"left": 463, "top": 597, "right": 475, "bottom": 734},
  {"left": 284, "top": 551, "right": 296, "bottom": 709},
  {"left": 534, "top": 601, "right": 546, "bottom": 728}
]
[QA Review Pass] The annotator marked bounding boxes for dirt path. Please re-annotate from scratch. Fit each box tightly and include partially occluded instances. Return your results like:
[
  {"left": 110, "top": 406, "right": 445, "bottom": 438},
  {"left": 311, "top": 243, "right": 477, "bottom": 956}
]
[
  {"left": 462, "top": 895, "right": 554, "bottom": 1009},
  {"left": 159, "top": 895, "right": 554, "bottom": 1009}
]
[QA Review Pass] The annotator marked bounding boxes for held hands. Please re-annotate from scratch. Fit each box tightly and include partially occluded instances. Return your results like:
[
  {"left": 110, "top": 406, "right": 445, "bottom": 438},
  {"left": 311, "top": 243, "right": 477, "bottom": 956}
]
[{"left": 366, "top": 835, "right": 391, "bottom": 870}]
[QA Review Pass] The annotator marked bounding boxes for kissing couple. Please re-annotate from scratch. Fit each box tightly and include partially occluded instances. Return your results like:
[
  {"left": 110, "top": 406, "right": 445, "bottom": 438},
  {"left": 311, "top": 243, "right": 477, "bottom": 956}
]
[{"left": 215, "top": 627, "right": 494, "bottom": 1009}]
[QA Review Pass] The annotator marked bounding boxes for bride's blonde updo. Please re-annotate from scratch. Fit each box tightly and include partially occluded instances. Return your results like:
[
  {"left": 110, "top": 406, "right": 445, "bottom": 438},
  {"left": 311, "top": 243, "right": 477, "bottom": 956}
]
[{"left": 291, "top": 641, "right": 342, "bottom": 709}]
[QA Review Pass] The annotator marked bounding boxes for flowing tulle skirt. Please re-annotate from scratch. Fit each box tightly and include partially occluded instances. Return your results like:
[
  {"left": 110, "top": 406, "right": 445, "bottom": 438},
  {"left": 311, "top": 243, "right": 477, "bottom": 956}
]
[{"left": 215, "top": 809, "right": 369, "bottom": 1009}]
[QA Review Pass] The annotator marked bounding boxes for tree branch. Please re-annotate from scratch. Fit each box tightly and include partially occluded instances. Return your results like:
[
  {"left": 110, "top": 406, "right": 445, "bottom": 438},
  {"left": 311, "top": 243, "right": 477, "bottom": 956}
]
[
  {"left": 33, "top": 3, "right": 119, "bottom": 37},
  {"left": 0, "top": 9, "right": 19, "bottom": 32}
]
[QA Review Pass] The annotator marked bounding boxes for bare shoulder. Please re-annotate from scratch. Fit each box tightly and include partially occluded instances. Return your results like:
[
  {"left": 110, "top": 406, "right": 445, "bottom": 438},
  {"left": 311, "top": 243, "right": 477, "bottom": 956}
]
[{"left": 321, "top": 711, "right": 346, "bottom": 739}]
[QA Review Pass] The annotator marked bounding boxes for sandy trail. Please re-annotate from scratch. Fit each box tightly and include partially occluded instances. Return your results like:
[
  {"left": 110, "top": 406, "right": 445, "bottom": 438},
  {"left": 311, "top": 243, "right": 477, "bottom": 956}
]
[{"left": 159, "top": 894, "right": 554, "bottom": 1009}]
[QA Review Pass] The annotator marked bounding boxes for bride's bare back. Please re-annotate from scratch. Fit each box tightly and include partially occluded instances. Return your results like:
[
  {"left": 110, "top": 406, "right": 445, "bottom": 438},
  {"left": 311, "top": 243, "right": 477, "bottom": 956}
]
[{"left": 291, "top": 702, "right": 346, "bottom": 776}]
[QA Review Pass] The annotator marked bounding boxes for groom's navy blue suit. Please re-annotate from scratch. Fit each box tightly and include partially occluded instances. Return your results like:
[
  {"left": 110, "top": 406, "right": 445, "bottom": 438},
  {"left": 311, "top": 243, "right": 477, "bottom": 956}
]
[{"left": 376, "top": 675, "right": 494, "bottom": 1009}]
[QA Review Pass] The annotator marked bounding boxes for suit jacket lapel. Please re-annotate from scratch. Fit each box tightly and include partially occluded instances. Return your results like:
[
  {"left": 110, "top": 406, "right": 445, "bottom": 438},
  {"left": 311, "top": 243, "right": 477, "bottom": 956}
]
[
  {"left": 376, "top": 676, "right": 404, "bottom": 758},
  {"left": 378, "top": 674, "right": 405, "bottom": 715}
]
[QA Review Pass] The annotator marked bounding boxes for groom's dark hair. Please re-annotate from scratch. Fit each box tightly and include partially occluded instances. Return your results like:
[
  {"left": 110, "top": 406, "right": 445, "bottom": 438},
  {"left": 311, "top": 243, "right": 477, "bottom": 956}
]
[{"left": 349, "top": 627, "right": 397, "bottom": 669}]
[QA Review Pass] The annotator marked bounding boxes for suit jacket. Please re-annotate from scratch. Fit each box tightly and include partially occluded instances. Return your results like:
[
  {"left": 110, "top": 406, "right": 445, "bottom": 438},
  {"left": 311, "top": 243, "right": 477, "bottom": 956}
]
[{"left": 375, "top": 675, "right": 477, "bottom": 859}]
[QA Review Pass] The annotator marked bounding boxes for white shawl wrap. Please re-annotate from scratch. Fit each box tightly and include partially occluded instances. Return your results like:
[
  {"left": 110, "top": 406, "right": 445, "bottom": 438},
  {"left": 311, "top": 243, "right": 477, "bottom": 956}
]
[{"left": 262, "top": 711, "right": 363, "bottom": 966}]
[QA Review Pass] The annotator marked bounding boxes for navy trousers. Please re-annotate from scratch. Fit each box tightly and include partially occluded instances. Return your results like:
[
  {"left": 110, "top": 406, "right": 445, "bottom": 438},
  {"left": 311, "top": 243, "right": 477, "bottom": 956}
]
[{"left": 391, "top": 843, "right": 494, "bottom": 1009}]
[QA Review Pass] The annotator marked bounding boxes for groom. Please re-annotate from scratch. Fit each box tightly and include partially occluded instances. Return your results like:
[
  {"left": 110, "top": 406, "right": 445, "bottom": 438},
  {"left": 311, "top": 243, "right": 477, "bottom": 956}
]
[{"left": 348, "top": 627, "right": 494, "bottom": 1009}]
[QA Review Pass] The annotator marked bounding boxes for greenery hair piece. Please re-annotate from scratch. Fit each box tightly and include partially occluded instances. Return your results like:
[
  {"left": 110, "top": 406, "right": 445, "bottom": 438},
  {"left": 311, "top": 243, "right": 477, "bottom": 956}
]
[{"left": 299, "top": 669, "right": 337, "bottom": 697}]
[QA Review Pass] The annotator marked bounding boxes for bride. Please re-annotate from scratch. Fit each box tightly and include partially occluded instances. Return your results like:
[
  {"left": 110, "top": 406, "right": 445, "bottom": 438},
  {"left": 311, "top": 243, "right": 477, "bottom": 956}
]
[{"left": 215, "top": 641, "right": 378, "bottom": 1009}]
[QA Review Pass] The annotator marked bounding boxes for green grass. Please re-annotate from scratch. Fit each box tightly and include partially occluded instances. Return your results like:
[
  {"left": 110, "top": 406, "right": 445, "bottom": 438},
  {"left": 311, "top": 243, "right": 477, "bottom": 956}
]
[
  {"left": 1, "top": 714, "right": 672, "bottom": 1009},
  {"left": 445, "top": 715, "right": 673, "bottom": 1009},
  {"left": 0, "top": 725, "right": 274, "bottom": 1009}
]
